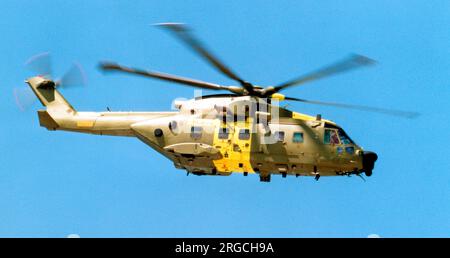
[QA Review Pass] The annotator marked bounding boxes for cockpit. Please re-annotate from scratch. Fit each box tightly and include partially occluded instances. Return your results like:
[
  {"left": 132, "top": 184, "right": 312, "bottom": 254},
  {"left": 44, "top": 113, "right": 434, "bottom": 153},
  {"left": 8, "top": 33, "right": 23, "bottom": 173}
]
[
  {"left": 323, "top": 123, "right": 355, "bottom": 145},
  {"left": 323, "top": 123, "right": 355, "bottom": 154}
]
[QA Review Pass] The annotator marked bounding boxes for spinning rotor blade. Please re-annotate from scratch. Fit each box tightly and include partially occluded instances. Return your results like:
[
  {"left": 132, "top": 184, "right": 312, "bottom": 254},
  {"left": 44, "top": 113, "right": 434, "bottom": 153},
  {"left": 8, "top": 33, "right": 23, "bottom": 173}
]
[
  {"left": 156, "top": 23, "right": 254, "bottom": 93},
  {"left": 57, "top": 62, "right": 87, "bottom": 88},
  {"left": 25, "top": 52, "right": 52, "bottom": 77},
  {"left": 16, "top": 53, "right": 87, "bottom": 111},
  {"left": 265, "top": 54, "right": 376, "bottom": 96},
  {"left": 100, "top": 62, "right": 230, "bottom": 91},
  {"left": 13, "top": 87, "right": 36, "bottom": 111},
  {"left": 284, "top": 97, "right": 420, "bottom": 118},
  {"left": 25, "top": 52, "right": 87, "bottom": 88}
]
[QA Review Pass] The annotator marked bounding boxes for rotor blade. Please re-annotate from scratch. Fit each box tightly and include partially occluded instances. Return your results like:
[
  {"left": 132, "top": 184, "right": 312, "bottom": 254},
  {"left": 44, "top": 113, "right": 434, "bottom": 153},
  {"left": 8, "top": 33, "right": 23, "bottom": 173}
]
[
  {"left": 25, "top": 52, "right": 52, "bottom": 77},
  {"left": 100, "top": 62, "right": 229, "bottom": 91},
  {"left": 13, "top": 87, "right": 37, "bottom": 111},
  {"left": 284, "top": 97, "right": 420, "bottom": 118},
  {"left": 156, "top": 23, "right": 254, "bottom": 93},
  {"left": 270, "top": 54, "right": 376, "bottom": 94},
  {"left": 57, "top": 62, "right": 87, "bottom": 88}
]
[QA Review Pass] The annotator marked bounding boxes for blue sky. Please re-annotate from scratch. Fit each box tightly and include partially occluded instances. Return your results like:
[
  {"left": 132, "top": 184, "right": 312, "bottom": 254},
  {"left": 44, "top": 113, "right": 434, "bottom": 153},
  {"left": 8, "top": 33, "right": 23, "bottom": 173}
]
[{"left": 0, "top": 0, "right": 449, "bottom": 237}]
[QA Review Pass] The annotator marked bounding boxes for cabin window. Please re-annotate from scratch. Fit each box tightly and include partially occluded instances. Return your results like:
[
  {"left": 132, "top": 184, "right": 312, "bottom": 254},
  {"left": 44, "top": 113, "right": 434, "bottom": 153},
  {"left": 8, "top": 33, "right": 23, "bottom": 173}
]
[
  {"left": 168, "top": 121, "right": 178, "bottom": 134},
  {"left": 190, "top": 126, "right": 203, "bottom": 139},
  {"left": 274, "top": 131, "right": 285, "bottom": 142},
  {"left": 239, "top": 129, "right": 251, "bottom": 140},
  {"left": 324, "top": 129, "right": 340, "bottom": 145},
  {"left": 218, "top": 127, "right": 229, "bottom": 140},
  {"left": 293, "top": 132, "right": 304, "bottom": 143}
]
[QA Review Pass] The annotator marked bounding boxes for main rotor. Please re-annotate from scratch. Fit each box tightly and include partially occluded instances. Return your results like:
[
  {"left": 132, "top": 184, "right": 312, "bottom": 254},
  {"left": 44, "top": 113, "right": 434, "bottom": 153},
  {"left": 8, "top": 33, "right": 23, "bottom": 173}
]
[{"left": 100, "top": 23, "right": 418, "bottom": 118}]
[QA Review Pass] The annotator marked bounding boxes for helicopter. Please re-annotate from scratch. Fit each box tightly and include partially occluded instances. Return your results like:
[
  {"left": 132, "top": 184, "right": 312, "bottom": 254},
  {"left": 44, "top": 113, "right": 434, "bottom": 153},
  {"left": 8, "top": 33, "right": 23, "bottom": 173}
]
[{"left": 22, "top": 23, "right": 419, "bottom": 182}]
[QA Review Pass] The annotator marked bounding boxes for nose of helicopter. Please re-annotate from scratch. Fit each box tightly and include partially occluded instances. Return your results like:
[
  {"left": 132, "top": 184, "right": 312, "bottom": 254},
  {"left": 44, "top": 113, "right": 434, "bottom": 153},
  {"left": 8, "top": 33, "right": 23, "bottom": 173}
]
[{"left": 362, "top": 151, "right": 378, "bottom": 177}]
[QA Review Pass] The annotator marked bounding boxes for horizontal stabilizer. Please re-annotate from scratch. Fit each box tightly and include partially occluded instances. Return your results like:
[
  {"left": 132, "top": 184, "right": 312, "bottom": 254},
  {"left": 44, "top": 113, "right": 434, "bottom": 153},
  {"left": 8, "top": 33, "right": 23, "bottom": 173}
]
[{"left": 37, "top": 110, "right": 59, "bottom": 130}]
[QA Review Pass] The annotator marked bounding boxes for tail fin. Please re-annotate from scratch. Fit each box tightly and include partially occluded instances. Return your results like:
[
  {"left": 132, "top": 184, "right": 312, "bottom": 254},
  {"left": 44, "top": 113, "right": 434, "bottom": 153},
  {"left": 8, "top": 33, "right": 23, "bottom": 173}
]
[
  {"left": 26, "top": 76, "right": 76, "bottom": 113},
  {"left": 26, "top": 76, "right": 76, "bottom": 130}
]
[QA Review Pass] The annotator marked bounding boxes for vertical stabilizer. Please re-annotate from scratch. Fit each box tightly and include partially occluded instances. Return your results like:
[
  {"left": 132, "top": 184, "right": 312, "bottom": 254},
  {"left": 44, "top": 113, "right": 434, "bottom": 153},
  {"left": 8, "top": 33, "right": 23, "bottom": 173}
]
[{"left": 26, "top": 76, "right": 76, "bottom": 113}]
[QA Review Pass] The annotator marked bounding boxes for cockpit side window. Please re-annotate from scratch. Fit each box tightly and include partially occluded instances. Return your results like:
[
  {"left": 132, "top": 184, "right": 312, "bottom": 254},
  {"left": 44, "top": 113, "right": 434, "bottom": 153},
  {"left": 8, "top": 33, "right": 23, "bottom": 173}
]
[
  {"left": 324, "top": 129, "right": 340, "bottom": 145},
  {"left": 338, "top": 129, "right": 353, "bottom": 144},
  {"left": 324, "top": 123, "right": 355, "bottom": 145}
]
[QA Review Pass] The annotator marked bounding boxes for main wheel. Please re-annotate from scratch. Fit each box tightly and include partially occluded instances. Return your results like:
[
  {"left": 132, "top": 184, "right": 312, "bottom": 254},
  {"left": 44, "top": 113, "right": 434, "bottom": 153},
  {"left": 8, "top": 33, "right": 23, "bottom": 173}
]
[{"left": 365, "top": 170, "right": 372, "bottom": 177}]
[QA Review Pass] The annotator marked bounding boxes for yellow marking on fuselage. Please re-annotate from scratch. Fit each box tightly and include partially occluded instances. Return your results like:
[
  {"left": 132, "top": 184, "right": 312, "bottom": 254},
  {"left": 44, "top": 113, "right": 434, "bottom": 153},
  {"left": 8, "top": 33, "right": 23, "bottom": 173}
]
[
  {"left": 270, "top": 93, "right": 285, "bottom": 101},
  {"left": 292, "top": 112, "right": 335, "bottom": 125},
  {"left": 212, "top": 118, "right": 255, "bottom": 174},
  {"left": 76, "top": 121, "right": 94, "bottom": 128}
]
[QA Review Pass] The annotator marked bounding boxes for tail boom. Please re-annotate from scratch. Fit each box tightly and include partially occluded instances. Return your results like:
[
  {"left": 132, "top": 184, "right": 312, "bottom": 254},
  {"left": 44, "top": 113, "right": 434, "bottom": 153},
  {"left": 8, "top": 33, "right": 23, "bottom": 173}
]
[{"left": 26, "top": 76, "right": 176, "bottom": 136}]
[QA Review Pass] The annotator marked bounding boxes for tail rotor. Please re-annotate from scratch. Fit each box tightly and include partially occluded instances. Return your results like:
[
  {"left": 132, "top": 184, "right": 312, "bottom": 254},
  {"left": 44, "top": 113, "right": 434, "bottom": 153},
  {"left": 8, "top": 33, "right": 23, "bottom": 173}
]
[{"left": 14, "top": 52, "right": 87, "bottom": 111}]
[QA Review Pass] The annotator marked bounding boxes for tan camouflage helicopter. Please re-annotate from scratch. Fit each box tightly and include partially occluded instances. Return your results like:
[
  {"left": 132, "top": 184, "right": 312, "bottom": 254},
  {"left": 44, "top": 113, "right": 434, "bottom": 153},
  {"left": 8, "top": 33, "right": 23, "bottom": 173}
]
[{"left": 22, "top": 23, "right": 419, "bottom": 182}]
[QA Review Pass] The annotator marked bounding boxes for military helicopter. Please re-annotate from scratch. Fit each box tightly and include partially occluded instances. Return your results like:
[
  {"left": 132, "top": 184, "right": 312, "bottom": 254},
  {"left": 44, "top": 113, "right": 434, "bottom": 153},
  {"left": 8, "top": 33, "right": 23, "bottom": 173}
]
[{"left": 22, "top": 23, "right": 419, "bottom": 182}]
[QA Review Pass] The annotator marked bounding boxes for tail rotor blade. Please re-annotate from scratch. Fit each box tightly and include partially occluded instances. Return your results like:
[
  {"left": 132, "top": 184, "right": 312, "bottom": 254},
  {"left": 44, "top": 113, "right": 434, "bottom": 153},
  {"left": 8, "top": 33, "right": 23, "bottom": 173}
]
[
  {"left": 57, "top": 62, "right": 87, "bottom": 88},
  {"left": 25, "top": 52, "right": 52, "bottom": 78},
  {"left": 13, "top": 87, "right": 37, "bottom": 111}
]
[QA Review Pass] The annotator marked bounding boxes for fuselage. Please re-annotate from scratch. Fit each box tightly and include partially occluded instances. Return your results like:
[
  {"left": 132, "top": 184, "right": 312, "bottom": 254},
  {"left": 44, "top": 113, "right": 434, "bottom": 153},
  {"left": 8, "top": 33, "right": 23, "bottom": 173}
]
[{"left": 129, "top": 95, "right": 367, "bottom": 178}]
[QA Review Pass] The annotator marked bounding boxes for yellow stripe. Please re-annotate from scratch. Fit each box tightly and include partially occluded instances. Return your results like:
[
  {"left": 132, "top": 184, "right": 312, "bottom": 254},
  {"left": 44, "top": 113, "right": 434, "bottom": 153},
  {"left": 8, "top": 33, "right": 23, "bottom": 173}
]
[
  {"left": 292, "top": 112, "right": 317, "bottom": 121},
  {"left": 77, "top": 121, "right": 94, "bottom": 128},
  {"left": 292, "top": 111, "right": 335, "bottom": 125}
]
